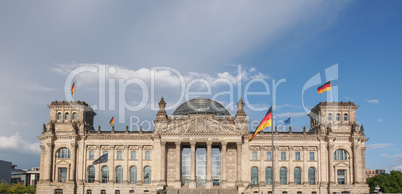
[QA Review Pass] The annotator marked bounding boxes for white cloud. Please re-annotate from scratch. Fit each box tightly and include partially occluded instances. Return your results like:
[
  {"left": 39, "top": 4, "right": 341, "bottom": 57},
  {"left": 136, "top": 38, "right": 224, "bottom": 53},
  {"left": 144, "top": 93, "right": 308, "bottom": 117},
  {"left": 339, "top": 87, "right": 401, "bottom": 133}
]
[
  {"left": 378, "top": 119, "right": 382, "bottom": 122},
  {"left": 366, "top": 143, "right": 391, "bottom": 151},
  {"left": 367, "top": 99, "right": 380, "bottom": 104},
  {"left": 52, "top": 63, "right": 268, "bottom": 88},
  {"left": 0, "top": 132, "right": 40, "bottom": 155},
  {"left": 393, "top": 165, "right": 402, "bottom": 171}
]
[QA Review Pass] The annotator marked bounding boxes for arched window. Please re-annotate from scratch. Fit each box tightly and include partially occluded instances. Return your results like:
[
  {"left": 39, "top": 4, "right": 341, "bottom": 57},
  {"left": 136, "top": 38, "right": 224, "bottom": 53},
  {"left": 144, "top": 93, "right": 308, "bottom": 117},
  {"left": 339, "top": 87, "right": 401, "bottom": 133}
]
[
  {"left": 115, "top": 166, "right": 123, "bottom": 183},
  {"left": 86, "top": 190, "right": 92, "bottom": 194},
  {"left": 72, "top": 112, "right": 77, "bottom": 120},
  {"left": 308, "top": 167, "right": 316, "bottom": 185},
  {"left": 265, "top": 167, "right": 272, "bottom": 185},
  {"left": 65, "top": 112, "right": 70, "bottom": 120},
  {"left": 294, "top": 167, "right": 301, "bottom": 185},
  {"left": 328, "top": 113, "right": 332, "bottom": 121},
  {"left": 101, "top": 166, "right": 109, "bottom": 183},
  {"left": 57, "top": 148, "right": 71, "bottom": 158},
  {"left": 336, "top": 113, "right": 340, "bottom": 121},
  {"left": 87, "top": 166, "right": 95, "bottom": 183},
  {"left": 251, "top": 167, "right": 258, "bottom": 185},
  {"left": 57, "top": 112, "right": 62, "bottom": 120},
  {"left": 130, "top": 166, "right": 137, "bottom": 183},
  {"left": 344, "top": 113, "right": 348, "bottom": 121},
  {"left": 144, "top": 166, "right": 151, "bottom": 184},
  {"left": 297, "top": 192, "right": 302, "bottom": 194},
  {"left": 280, "top": 167, "right": 287, "bottom": 185},
  {"left": 334, "top": 149, "right": 348, "bottom": 160}
]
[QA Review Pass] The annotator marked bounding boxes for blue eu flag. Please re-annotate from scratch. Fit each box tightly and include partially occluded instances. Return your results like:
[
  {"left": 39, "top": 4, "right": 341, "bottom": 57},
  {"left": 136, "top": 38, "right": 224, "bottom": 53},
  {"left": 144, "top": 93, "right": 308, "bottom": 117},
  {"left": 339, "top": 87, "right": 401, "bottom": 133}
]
[
  {"left": 93, "top": 153, "right": 108, "bottom": 165},
  {"left": 283, "top": 117, "right": 291, "bottom": 125}
]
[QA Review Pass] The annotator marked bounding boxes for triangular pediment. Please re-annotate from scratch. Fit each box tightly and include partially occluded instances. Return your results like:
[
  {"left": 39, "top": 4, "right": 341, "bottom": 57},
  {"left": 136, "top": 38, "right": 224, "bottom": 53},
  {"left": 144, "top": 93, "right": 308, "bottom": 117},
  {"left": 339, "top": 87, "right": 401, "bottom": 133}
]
[{"left": 161, "top": 117, "right": 240, "bottom": 135}]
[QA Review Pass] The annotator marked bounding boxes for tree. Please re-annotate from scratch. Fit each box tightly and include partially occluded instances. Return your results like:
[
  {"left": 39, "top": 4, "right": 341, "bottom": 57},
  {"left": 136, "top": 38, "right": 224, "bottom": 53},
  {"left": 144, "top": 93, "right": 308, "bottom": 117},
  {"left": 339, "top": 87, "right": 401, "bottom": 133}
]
[
  {"left": 367, "top": 170, "right": 402, "bottom": 193},
  {"left": 0, "top": 181, "right": 10, "bottom": 193},
  {"left": 8, "top": 182, "right": 27, "bottom": 194}
]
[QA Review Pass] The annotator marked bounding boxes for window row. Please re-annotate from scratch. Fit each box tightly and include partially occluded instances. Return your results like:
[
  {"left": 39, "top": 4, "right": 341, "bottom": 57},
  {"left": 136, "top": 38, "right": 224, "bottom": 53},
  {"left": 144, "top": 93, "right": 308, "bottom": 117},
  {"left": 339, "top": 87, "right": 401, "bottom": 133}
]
[
  {"left": 88, "top": 150, "right": 151, "bottom": 160},
  {"left": 252, "top": 151, "right": 315, "bottom": 161},
  {"left": 57, "top": 112, "right": 77, "bottom": 120},
  {"left": 251, "top": 149, "right": 348, "bottom": 161},
  {"left": 250, "top": 167, "right": 316, "bottom": 185},
  {"left": 56, "top": 189, "right": 123, "bottom": 194},
  {"left": 86, "top": 165, "right": 151, "bottom": 184},
  {"left": 328, "top": 113, "right": 348, "bottom": 121}
]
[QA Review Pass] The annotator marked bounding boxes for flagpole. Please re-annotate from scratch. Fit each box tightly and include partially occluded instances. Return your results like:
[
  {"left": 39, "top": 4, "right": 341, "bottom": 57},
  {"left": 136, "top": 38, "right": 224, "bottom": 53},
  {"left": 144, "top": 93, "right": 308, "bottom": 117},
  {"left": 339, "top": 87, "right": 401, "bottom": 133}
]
[
  {"left": 271, "top": 102, "right": 275, "bottom": 194},
  {"left": 330, "top": 79, "right": 332, "bottom": 102}
]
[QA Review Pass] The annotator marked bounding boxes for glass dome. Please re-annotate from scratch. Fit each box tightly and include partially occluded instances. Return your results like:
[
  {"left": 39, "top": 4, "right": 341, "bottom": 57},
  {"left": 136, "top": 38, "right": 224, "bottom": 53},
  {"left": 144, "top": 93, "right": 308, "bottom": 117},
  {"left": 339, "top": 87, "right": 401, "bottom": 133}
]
[{"left": 173, "top": 98, "right": 230, "bottom": 116}]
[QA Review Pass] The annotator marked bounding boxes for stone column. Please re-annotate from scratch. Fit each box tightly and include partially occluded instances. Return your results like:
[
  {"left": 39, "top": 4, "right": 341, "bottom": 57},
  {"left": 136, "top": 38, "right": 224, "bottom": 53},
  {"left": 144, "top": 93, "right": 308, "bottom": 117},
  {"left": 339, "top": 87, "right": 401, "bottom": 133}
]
[
  {"left": 175, "top": 141, "right": 181, "bottom": 188},
  {"left": 159, "top": 141, "right": 166, "bottom": 186},
  {"left": 221, "top": 142, "right": 227, "bottom": 187},
  {"left": 95, "top": 145, "right": 101, "bottom": 183},
  {"left": 361, "top": 147, "right": 366, "bottom": 184},
  {"left": 137, "top": 145, "right": 143, "bottom": 185},
  {"left": 110, "top": 146, "right": 115, "bottom": 183},
  {"left": 353, "top": 144, "right": 361, "bottom": 184},
  {"left": 289, "top": 146, "right": 294, "bottom": 185},
  {"left": 206, "top": 141, "right": 212, "bottom": 188},
  {"left": 189, "top": 142, "right": 196, "bottom": 188},
  {"left": 39, "top": 145, "right": 45, "bottom": 181},
  {"left": 328, "top": 144, "right": 335, "bottom": 184},
  {"left": 303, "top": 146, "right": 309, "bottom": 185},
  {"left": 260, "top": 146, "right": 266, "bottom": 186},
  {"left": 69, "top": 143, "right": 76, "bottom": 182},
  {"left": 273, "top": 146, "right": 279, "bottom": 186},
  {"left": 124, "top": 145, "right": 129, "bottom": 184},
  {"left": 47, "top": 143, "right": 53, "bottom": 182},
  {"left": 236, "top": 142, "right": 243, "bottom": 186}
]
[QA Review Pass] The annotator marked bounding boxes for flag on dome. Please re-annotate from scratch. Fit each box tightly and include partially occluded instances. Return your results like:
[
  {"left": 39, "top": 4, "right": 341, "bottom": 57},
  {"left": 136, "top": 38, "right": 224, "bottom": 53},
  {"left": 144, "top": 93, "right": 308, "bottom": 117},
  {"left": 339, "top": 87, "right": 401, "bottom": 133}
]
[
  {"left": 317, "top": 81, "right": 331, "bottom": 94},
  {"left": 71, "top": 82, "right": 75, "bottom": 95},
  {"left": 109, "top": 117, "right": 114, "bottom": 126},
  {"left": 249, "top": 106, "right": 272, "bottom": 141}
]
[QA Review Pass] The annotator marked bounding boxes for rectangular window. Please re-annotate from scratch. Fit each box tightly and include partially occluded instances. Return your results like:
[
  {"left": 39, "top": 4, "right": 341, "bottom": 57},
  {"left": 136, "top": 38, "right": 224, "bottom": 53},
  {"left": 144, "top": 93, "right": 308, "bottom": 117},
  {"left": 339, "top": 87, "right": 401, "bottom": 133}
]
[
  {"left": 89, "top": 151, "right": 94, "bottom": 159},
  {"left": 131, "top": 151, "right": 136, "bottom": 159},
  {"left": 115, "top": 191, "right": 120, "bottom": 194},
  {"left": 145, "top": 150, "right": 151, "bottom": 160},
  {"left": 267, "top": 152, "right": 272, "bottom": 160},
  {"left": 281, "top": 152, "right": 286, "bottom": 160},
  {"left": 252, "top": 151, "right": 257, "bottom": 160},
  {"left": 310, "top": 152, "right": 315, "bottom": 161},
  {"left": 103, "top": 150, "right": 108, "bottom": 155},
  {"left": 58, "top": 168, "right": 67, "bottom": 182},
  {"left": 337, "top": 170, "right": 346, "bottom": 184},
  {"left": 295, "top": 152, "right": 301, "bottom": 161},
  {"left": 55, "top": 189, "right": 63, "bottom": 194},
  {"left": 117, "top": 151, "right": 122, "bottom": 159}
]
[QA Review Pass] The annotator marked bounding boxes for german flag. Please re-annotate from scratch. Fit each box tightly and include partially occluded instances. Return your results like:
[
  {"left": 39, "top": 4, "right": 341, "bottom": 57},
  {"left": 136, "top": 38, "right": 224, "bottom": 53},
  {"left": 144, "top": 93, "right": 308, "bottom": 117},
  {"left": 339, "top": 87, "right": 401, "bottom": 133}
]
[
  {"left": 249, "top": 106, "right": 272, "bottom": 141},
  {"left": 71, "top": 82, "right": 75, "bottom": 95},
  {"left": 109, "top": 117, "right": 114, "bottom": 126},
  {"left": 317, "top": 81, "right": 331, "bottom": 94}
]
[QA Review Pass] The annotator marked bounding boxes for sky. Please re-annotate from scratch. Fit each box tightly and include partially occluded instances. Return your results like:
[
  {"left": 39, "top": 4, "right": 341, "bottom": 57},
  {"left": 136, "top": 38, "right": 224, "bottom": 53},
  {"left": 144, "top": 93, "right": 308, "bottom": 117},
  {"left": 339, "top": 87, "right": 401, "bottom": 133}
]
[{"left": 0, "top": 0, "right": 401, "bottom": 172}]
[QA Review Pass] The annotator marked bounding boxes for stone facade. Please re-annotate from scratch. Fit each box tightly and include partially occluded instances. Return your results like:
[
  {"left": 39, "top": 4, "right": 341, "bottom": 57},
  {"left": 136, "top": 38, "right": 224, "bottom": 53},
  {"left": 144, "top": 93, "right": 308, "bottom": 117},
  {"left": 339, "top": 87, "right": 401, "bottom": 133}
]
[{"left": 37, "top": 99, "right": 369, "bottom": 194}]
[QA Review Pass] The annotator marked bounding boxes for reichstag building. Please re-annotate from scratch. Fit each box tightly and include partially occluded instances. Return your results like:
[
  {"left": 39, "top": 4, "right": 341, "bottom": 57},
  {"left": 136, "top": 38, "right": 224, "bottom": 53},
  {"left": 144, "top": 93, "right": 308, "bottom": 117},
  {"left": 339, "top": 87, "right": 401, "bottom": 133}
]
[{"left": 37, "top": 97, "right": 369, "bottom": 194}]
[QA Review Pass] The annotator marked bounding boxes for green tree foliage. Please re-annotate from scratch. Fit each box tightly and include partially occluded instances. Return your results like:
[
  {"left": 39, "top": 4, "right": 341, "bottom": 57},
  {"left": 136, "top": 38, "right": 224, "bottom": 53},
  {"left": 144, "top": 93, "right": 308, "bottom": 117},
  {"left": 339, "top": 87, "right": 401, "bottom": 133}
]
[
  {"left": 0, "top": 181, "right": 10, "bottom": 193},
  {"left": 0, "top": 181, "right": 36, "bottom": 194},
  {"left": 367, "top": 170, "right": 402, "bottom": 193}
]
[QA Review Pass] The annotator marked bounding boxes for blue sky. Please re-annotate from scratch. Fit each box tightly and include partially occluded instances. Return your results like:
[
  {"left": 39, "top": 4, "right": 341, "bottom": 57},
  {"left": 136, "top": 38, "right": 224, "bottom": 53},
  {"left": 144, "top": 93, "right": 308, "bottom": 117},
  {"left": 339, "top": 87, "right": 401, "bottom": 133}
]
[{"left": 0, "top": 1, "right": 401, "bottom": 172}]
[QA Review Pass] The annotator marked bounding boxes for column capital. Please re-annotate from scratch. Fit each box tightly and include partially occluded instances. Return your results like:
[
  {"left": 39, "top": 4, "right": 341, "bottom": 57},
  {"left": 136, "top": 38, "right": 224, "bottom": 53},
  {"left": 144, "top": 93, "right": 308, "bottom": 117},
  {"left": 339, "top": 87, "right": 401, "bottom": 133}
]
[
  {"left": 361, "top": 147, "right": 366, "bottom": 151},
  {"left": 161, "top": 141, "right": 166, "bottom": 146},
  {"left": 206, "top": 141, "right": 213, "bottom": 146},
  {"left": 303, "top": 146, "right": 308, "bottom": 150},
  {"left": 236, "top": 142, "right": 242, "bottom": 146},
  {"left": 190, "top": 141, "right": 196, "bottom": 146},
  {"left": 289, "top": 146, "right": 294, "bottom": 150},
  {"left": 221, "top": 141, "right": 228, "bottom": 146},
  {"left": 175, "top": 141, "right": 181, "bottom": 146}
]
